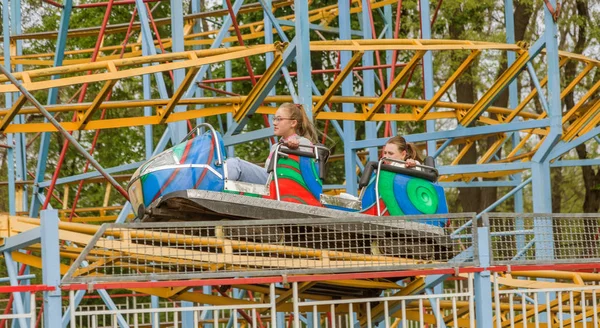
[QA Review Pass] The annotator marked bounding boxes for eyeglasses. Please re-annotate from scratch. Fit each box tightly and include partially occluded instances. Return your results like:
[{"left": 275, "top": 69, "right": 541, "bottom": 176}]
[{"left": 273, "top": 116, "right": 294, "bottom": 123}]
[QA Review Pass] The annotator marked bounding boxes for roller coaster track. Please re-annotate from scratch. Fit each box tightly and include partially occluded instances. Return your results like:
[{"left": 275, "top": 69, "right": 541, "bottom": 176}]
[{"left": 1, "top": 40, "right": 598, "bottom": 183}]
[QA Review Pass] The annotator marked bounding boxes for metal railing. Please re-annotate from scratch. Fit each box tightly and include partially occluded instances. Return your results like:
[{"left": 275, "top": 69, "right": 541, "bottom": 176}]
[
  {"left": 68, "top": 288, "right": 277, "bottom": 328},
  {"left": 0, "top": 291, "right": 37, "bottom": 328},
  {"left": 62, "top": 213, "right": 475, "bottom": 283},
  {"left": 493, "top": 272, "right": 600, "bottom": 328}
]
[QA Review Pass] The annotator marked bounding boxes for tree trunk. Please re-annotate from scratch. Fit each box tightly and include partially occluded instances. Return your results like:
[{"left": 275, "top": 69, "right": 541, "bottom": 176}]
[{"left": 453, "top": 0, "right": 533, "bottom": 213}]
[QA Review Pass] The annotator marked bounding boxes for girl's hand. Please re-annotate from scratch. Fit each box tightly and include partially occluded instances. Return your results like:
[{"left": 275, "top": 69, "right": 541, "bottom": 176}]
[
  {"left": 405, "top": 159, "right": 417, "bottom": 168},
  {"left": 285, "top": 138, "right": 300, "bottom": 149}
]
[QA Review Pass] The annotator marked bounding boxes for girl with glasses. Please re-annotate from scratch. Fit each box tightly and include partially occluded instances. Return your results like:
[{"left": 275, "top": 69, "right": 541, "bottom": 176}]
[{"left": 226, "top": 103, "right": 317, "bottom": 184}]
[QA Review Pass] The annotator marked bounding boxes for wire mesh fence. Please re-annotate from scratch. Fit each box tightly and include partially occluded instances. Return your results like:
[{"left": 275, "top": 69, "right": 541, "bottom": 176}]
[
  {"left": 62, "top": 213, "right": 475, "bottom": 283},
  {"left": 485, "top": 213, "right": 600, "bottom": 265}
]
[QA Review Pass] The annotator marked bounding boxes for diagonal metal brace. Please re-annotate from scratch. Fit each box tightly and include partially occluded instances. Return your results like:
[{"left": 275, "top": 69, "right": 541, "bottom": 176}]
[
  {"left": 231, "top": 41, "right": 296, "bottom": 135},
  {"left": 0, "top": 227, "right": 41, "bottom": 253}
]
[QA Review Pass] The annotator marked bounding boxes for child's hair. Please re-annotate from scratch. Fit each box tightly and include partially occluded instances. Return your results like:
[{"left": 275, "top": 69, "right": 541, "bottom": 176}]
[
  {"left": 279, "top": 103, "right": 318, "bottom": 143},
  {"left": 386, "top": 135, "right": 423, "bottom": 162}
]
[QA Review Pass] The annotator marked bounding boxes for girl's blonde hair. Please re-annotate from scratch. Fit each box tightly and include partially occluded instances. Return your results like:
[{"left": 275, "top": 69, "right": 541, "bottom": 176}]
[
  {"left": 279, "top": 103, "right": 318, "bottom": 143},
  {"left": 386, "top": 135, "right": 423, "bottom": 162}
]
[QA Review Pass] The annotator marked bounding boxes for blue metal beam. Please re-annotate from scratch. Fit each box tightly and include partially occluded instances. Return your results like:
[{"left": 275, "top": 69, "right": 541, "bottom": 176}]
[
  {"left": 0, "top": 228, "right": 40, "bottom": 253},
  {"left": 440, "top": 180, "right": 521, "bottom": 188},
  {"left": 438, "top": 162, "right": 530, "bottom": 175},
  {"left": 29, "top": 0, "right": 70, "bottom": 218},
  {"left": 550, "top": 158, "right": 600, "bottom": 167},
  {"left": 532, "top": 0, "right": 562, "bottom": 215},
  {"left": 295, "top": 0, "right": 312, "bottom": 114},
  {"left": 548, "top": 125, "right": 600, "bottom": 159},
  {"left": 505, "top": 0, "right": 524, "bottom": 216},
  {"left": 169, "top": 0, "right": 188, "bottom": 142},
  {"left": 224, "top": 127, "right": 274, "bottom": 146},
  {"left": 349, "top": 119, "right": 551, "bottom": 149},
  {"left": 340, "top": 0, "right": 358, "bottom": 195},
  {"left": 475, "top": 177, "right": 532, "bottom": 219},
  {"left": 274, "top": 19, "right": 363, "bottom": 36},
  {"left": 40, "top": 210, "right": 62, "bottom": 328},
  {"left": 10, "top": 0, "right": 27, "bottom": 214},
  {"left": 3, "top": 0, "right": 15, "bottom": 216},
  {"left": 420, "top": 0, "right": 437, "bottom": 156},
  {"left": 361, "top": 0, "right": 378, "bottom": 162},
  {"left": 474, "top": 226, "right": 492, "bottom": 328},
  {"left": 38, "top": 161, "right": 143, "bottom": 188},
  {"left": 526, "top": 62, "right": 550, "bottom": 114}
]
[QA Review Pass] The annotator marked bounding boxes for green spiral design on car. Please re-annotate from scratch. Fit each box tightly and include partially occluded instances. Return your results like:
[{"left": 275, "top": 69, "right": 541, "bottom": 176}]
[
  {"left": 407, "top": 178, "right": 438, "bottom": 214},
  {"left": 378, "top": 170, "right": 404, "bottom": 216}
]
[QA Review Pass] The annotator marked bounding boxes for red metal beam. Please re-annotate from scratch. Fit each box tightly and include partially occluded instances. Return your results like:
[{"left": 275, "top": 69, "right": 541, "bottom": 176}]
[{"left": 42, "top": 0, "right": 119, "bottom": 210}]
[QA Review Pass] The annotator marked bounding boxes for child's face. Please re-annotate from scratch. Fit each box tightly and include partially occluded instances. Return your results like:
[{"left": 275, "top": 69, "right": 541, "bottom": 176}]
[
  {"left": 383, "top": 143, "right": 407, "bottom": 162},
  {"left": 273, "top": 107, "right": 297, "bottom": 138}
]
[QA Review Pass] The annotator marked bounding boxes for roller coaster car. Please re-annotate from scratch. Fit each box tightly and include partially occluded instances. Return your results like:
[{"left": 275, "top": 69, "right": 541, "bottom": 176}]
[{"left": 127, "top": 123, "right": 448, "bottom": 229}]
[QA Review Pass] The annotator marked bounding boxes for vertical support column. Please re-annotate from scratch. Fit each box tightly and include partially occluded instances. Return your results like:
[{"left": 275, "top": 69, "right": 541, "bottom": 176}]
[
  {"left": 419, "top": 0, "right": 436, "bottom": 156},
  {"left": 41, "top": 210, "right": 62, "bottom": 328},
  {"left": 224, "top": 0, "right": 235, "bottom": 156},
  {"left": 10, "top": 0, "right": 26, "bottom": 214},
  {"left": 531, "top": 0, "right": 561, "bottom": 260},
  {"left": 12, "top": 0, "right": 26, "bottom": 213},
  {"left": 151, "top": 295, "right": 159, "bottom": 328},
  {"left": 505, "top": 0, "right": 525, "bottom": 252},
  {"left": 263, "top": 0, "right": 276, "bottom": 148},
  {"left": 294, "top": 0, "right": 312, "bottom": 114},
  {"left": 181, "top": 298, "right": 194, "bottom": 328},
  {"left": 29, "top": 0, "right": 73, "bottom": 218},
  {"left": 192, "top": 0, "right": 205, "bottom": 130},
  {"left": 384, "top": 3, "right": 397, "bottom": 134},
  {"left": 504, "top": 0, "right": 524, "bottom": 212},
  {"left": 169, "top": 0, "right": 188, "bottom": 143},
  {"left": 3, "top": 0, "right": 15, "bottom": 215},
  {"left": 361, "top": 0, "right": 377, "bottom": 162},
  {"left": 532, "top": 161, "right": 553, "bottom": 261},
  {"left": 142, "top": 37, "right": 153, "bottom": 160},
  {"left": 474, "top": 223, "right": 493, "bottom": 328},
  {"left": 340, "top": 0, "right": 358, "bottom": 195}
]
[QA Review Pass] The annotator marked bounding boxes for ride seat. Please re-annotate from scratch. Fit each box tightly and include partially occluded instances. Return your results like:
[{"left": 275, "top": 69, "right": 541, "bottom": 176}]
[
  {"left": 265, "top": 143, "right": 330, "bottom": 206},
  {"left": 358, "top": 157, "right": 448, "bottom": 226}
]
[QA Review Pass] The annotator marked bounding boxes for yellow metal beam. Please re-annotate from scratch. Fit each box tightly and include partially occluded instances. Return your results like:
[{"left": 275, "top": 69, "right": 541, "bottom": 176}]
[
  {"left": 0, "top": 94, "right": 26, "bottom": 132},
  {"left": 159, "top": 62, "right": 201, "bottom": 124},
  {"left": 564, "top": 98, "right": 600, "bottom": 141},
  {"left": 414, "top": 50, "right": 480, "bottom": 121},
  {"left": 0, "top": 45, "right": 276, "bottom": 87},
  {"left": 459, "top": 50, "right": 529, "bottom": 126},
  {"left": 310, "top": 39, "right": 522, "bottom": 52},
  {"left": 560, "top": 61, "right": 595, "bottom": 101},
  {"left": 76, "top": 79, "right": 117, "bottom": 130},
  {"left": 233, "top": 50, "right": 284, "bottom": 122},
  {"left": 503, "top": 57, "right": 569, "bottom": 123},
  {"left": 577, "top": 109, "right": 600, "bottom": 137},
  {"left": 451, "top": 141, "right": 474, "bottom": 166},
  {"left": 562, "top": 78, "right": 600, "bottom": 124},
  {"left": 477, "top": 134, "right": 507, "bottom": 164},
  {"left": 313, "top": 50, "right": 364, "bottom": 115},
  {"left": 364, "top": 50, "right": 425, "bottom": 120},
  {"left": 506, "top": 130, "right": 534, "bottom": 159}
]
